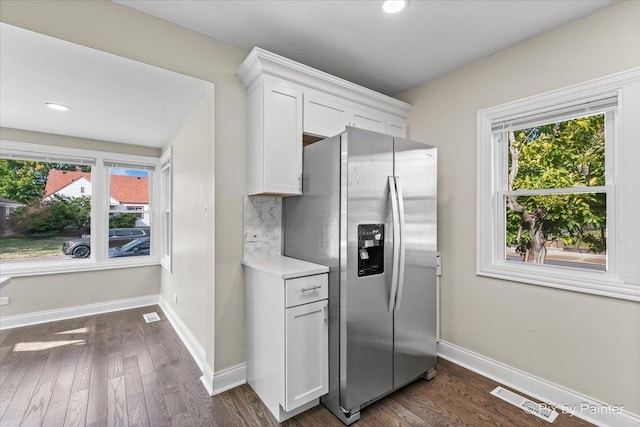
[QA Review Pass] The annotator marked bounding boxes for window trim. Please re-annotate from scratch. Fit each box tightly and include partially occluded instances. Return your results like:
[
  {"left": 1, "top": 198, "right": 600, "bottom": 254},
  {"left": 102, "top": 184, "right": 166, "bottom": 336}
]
[
  {"left": 0, "top": 140, "right": 162, "bottom": 277},
  {"left": 476, "top": 67, "right": 640, "bottom": 302},
  {"left": 160, "top": 146, "right": 172, "bottom": 272}
]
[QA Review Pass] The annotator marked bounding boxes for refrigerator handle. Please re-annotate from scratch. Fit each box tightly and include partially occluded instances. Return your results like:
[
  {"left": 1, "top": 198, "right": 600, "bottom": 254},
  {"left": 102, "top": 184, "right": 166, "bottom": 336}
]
[
  {"left": 388, "top": 176, "right": 400, "bottom": 312},
  {"left": 394, "top": 177, "right": 406, "bottom": 311}
]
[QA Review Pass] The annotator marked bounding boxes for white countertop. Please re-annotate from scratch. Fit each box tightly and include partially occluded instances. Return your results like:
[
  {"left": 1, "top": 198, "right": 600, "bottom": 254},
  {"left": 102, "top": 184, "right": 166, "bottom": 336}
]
[{"left": 241, "top": 255, "right": 328, "bottom": 279}]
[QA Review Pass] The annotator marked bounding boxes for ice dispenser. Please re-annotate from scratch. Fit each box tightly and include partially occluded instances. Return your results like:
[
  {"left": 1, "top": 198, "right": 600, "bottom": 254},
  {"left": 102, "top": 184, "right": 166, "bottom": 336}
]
[{"left": 357, "top": 224, "right": 384, "bottom": 277}]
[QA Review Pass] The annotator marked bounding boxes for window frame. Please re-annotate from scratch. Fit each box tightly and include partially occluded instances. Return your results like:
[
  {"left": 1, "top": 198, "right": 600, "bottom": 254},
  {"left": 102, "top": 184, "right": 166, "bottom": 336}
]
[
  {"left": 0, "top": 141, "right": 162, "bottom": 277},
  {"left": 160, "top": 147, "right": 172, "bottom": 272},
  {"left": 476, "top": 68, "right": 640, "bottom": 301}
]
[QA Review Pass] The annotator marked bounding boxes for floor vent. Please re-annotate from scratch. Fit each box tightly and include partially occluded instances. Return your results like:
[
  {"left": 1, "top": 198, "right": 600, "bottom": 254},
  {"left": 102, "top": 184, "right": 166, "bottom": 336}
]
[
  {"left": 143, "top": 312, "right": 161, "bottom": 323},
  {"left": 491, "top": 386, "right": 558, "bottom": 423}
]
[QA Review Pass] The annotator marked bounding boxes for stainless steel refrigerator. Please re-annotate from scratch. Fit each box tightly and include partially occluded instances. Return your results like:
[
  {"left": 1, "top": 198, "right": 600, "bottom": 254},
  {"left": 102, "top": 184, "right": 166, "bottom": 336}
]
[{"left": 283, "top": 127, "right": 438, "bottom": 424}]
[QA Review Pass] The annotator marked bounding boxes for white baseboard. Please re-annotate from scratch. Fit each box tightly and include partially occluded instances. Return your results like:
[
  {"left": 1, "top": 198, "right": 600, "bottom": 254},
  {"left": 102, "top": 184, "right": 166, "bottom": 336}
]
[
  {"left": 157, "top": 297, "right": 216, "bottom": 394},
  {"left": 0, "top": 295, "right": 159, "bottom": 330},
  {"left": 212, "top": 363, "right": 247, "bottom": 396},
  {"left": 438, "top": 341, "right": 640, "bottom": 427},
  {"left": 157, "top": 298, "right": 246, "bottom": 396}
]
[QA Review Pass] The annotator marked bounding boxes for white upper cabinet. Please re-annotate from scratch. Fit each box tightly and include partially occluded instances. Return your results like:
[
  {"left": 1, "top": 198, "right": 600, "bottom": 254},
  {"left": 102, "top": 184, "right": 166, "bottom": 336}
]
[
  {"left": 246, "top": 80, "right": 303, "bottom": 195},
  {"left": 238, "top": 48, "right": 412, "bottom": 195},
  {"left": 350, "top": 107, "right": 385, "bottom": 133},
  {"left": 386, "top": 115, "right": 408, "bottom": 138},
  {"left": 303, "top": 93, "right": 349, "bottom": 137}
]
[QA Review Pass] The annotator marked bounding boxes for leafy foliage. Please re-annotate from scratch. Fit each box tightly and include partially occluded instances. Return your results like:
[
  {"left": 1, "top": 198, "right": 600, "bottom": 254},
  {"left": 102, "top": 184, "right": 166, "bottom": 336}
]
[
  {"left": 0, "top": 159, "right": 91, "bottom": 203},
  {"left": 109, "top": 213, "right": 138, "bottom": 229},
  {"left": 506, "top": 114, "right": 606, "bottom": 256},
  {"left": 8, "top": 195, "right": 91, "bottom": 237}
]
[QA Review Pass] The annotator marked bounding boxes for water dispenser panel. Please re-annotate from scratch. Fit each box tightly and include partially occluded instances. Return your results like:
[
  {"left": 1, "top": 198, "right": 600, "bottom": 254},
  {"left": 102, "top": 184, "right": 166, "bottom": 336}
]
[{"left": 357, "top": 224, "right": 384, "bottom": 277}]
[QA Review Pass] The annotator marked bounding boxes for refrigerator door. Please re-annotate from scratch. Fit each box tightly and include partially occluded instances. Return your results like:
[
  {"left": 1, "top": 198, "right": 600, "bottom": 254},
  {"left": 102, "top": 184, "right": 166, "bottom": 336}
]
[
  {"left": 392, "top": 138, "right": 438, "bottom": 388},
  {"left": 340, "top": 128, "right": 395, "bottom": 411}
]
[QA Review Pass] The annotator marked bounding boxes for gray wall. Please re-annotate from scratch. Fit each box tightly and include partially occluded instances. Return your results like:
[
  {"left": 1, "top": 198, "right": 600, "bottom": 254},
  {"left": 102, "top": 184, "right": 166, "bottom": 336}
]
[
  {"left": 398, "top": 1, "right": 640, "bottom": 415},
  {"left": 160, "top": 90, "right": 216, "bottom": 368}
]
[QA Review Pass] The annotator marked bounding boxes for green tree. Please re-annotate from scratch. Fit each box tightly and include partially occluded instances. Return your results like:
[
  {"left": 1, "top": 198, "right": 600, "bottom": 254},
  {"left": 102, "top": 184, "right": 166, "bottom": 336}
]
[
  {"left": 506, "top": 114, "right": 606, "bottom": 263},
  {"left": 8, "top": 195, "right": 91, "bottom": 237},
  {"left": 109, "top": 213, "right": 138, "bottom": 229},
  {"left": 0, "top": 160, "right": 90, "bottom": 203}
]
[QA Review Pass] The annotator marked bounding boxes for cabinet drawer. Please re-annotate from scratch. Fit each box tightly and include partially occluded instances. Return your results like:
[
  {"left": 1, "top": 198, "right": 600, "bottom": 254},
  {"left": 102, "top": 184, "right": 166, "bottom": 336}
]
[{"left": 285, "top": 274, "right": 328, "bottom": 308}]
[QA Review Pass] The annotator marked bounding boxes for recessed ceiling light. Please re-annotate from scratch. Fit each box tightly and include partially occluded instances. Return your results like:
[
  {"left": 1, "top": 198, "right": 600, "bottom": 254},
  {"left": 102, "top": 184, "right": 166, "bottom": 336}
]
[
  {"left": 383, "top": 0, "right": 408, "bottom": 14},
  {"left": 45, "top": 102, "right": 71, "bottom": 111}
]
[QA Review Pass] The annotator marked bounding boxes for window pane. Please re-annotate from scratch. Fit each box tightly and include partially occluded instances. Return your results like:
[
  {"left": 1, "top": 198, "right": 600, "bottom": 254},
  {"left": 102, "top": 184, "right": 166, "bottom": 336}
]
[
  {"left": 107, "top": 167, "right": 151, "bottom": 258},
  {"left": 0, "top": 160, "right": 92, "bottom": 261},
  {"left": 108, "top": 213, "right": 151, "bottom": 258},
  {"left": 505, "top": 193, "right": 606, "bottom": 271},
  {"left": 507, "top": 113, "right": 605, "bottom": 190}
]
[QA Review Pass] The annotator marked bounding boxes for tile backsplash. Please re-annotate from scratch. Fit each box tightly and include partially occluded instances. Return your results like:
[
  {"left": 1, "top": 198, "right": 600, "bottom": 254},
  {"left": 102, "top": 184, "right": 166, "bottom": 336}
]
[{"left": 243, "top": 196, "right": 282, "bottom": 259}]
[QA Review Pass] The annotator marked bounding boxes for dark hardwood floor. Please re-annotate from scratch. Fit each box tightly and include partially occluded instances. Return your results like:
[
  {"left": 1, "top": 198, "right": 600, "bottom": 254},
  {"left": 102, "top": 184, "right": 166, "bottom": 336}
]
[{"left": 0, "top": 306, "right": 593, "bottom": 426}]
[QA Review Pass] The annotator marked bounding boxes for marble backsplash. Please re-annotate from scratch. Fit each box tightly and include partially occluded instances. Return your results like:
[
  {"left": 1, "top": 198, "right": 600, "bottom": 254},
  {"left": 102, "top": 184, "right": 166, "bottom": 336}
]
[{"left": 242, "top": 196, "right": 282, "bottom": 259}]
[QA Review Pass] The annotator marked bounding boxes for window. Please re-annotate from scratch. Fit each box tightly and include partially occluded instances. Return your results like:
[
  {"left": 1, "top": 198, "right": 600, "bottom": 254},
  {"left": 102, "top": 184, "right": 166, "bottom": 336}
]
[
  {"left": 106, "top": 164, "right": 152, "bottom": 259},
  {"left": 0, "top": 141, "right": 162, "bottom": 276},
  {"left": 160, "top": 147, "right": 172, "bottom": 271},
  {"left": 477, "top": 68, "right": 640, "bottom": 301},
  {"left": 0, "top": 158, "right": 93, "bottom": 263}
]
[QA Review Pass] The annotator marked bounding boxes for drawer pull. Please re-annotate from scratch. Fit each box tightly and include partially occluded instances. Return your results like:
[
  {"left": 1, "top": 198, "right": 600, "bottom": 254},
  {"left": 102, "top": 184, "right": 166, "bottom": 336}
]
[{"left": 301, "top": 285, "right": 322, "bottom": 293}]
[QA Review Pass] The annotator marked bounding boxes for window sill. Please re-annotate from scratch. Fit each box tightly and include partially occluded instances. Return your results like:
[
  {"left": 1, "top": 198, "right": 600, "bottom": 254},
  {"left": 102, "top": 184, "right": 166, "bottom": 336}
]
[
  {"left": 0, "top": 257, "right": 161, "bottom": 278},
  {"left": 477, "top": 262, "right": 640, "bottom": 302}
]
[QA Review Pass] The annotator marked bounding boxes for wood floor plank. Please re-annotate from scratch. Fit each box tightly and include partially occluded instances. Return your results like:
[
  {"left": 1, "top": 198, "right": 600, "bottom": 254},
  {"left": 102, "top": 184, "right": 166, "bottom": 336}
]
[
  {"left": 107, "top": 376, "right": 128, "bottom": 427},
  {"left": 163, "top": 390, "right": 187, "bottom": 418},
  {"left": 19, "top": 380, "right": 55, "bottom": 426},
  {"left": 1, "top": 352, "right": 48, "bottom": 424},
  {"left": 123, "top": 356, "right": 144, "bottom": 396},
  {"left": 40, "top": 346, "right": 65, "bottom": 384},
  {"left": 86, "top": 325, "right": 109, "bottom": 426},
  {"left": 126, "top": 392, "right": 151, "bottom": 427},
  {"left": 108, "top": 353, "right": 124, "bottom": 379},
  {"left": 141, "top": 371, "right": 172, "bottom": 427},
  {"left": 64, "top": 389, "right": 89, "bottom": 427},
  {"left": 47, "top": 343, "right": 80, "bottom": 407},
  {"left": 170, "top": 410, "right": 197, "bottom": 427},
  {"left": 70, "top": 343, "right": 94, "bottom": 393}
]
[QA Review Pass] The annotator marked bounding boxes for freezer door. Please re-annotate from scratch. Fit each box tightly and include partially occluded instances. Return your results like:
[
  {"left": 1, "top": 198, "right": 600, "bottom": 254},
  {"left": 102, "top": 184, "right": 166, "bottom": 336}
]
[
  {"left": 392, "top": 138, "right": 438, "bottom": 388},
  {"left": 340, "top": 128, "right": 395, "bottom": 411}
]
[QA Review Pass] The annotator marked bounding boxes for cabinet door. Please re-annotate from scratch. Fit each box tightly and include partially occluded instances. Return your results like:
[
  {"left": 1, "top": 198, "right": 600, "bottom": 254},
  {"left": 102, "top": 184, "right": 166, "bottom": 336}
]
[
  {"left": 263, "top": 82, "right": 303, "bottom": 195},
  {"left": 350, "top": 108, "right": 385, "bottom": 133},
  {"left": 285, "top": 300, "right": 328, "bottom": 411},
  {"left": 304, "top": 94, "right": 349, "bottom": 138},
  {"left": 386, "top": 115, "right": 408, "bottom": 138}
]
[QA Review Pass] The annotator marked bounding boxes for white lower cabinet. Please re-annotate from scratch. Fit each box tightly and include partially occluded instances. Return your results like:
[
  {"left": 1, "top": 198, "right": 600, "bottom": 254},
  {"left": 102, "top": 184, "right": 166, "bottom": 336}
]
[
  {"left": 285, "top": 300, "right": 328, "bottom": 411},
  {"left": 243, "top": 257, "right": 329, "bottom": 422}
]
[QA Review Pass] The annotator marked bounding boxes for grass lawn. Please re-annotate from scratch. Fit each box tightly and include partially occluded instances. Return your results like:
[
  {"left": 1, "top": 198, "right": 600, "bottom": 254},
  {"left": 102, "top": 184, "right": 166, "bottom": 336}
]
[{"left": 0, "top": 236, "right": 69, "bottom": 261}]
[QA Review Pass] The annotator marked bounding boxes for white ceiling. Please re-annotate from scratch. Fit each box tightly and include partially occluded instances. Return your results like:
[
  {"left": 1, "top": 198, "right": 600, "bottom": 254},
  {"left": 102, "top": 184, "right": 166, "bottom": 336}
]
[
  {"left": 0, "top": 23, "right": 212, "bottom": 148},
  {"left": 115, "top": 0, "right": 617, "bottom": 96}
]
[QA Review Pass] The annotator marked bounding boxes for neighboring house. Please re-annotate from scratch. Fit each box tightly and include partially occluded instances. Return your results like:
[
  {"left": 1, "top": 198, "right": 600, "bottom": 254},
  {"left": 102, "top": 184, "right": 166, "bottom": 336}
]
[
  {"left": 44, "top": 170, "right": 150, "bottom": 226},
  {"left": 0, "top": 196, "right": 25, "bottom": 236}
]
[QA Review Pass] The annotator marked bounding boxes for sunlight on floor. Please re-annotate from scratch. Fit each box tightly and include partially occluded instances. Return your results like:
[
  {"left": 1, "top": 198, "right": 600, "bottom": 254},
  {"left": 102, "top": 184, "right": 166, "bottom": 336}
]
[
  {"left": 14, "top": 339, "right": 86, "bottom": 351},
  {"left": 55, "top": 327, "right": 90, "bottom": 335}
]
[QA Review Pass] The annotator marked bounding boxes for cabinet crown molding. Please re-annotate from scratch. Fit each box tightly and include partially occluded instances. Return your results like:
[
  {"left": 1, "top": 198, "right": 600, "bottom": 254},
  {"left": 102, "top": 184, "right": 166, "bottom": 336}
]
[{"left": 237, "top": 47, "right": 412, "bottom": 118}]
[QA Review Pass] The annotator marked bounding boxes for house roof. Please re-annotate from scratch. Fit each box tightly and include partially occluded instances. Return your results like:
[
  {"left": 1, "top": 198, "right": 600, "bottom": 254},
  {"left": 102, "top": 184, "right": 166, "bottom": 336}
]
[
  {"left": 110, "top": 175, "right": 149, "bottom": 204},
  {"left": 44, "top": 170, "right": 91, "bottom": 196},
  {"left": 0, "top": 196, "right": 25, "bottom": 206},
  {"left": 45, "top": 170, "right": 149, "bottom": 204}
]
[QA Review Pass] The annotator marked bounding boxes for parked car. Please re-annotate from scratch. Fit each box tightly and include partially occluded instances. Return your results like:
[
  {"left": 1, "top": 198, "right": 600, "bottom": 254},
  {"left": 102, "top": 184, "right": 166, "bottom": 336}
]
[
  {"left": 62, "top": 227, "right": 150, "bottom": 258},
  {"left": 108, "top": 237, "right": 150, "bottom": 258}
]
